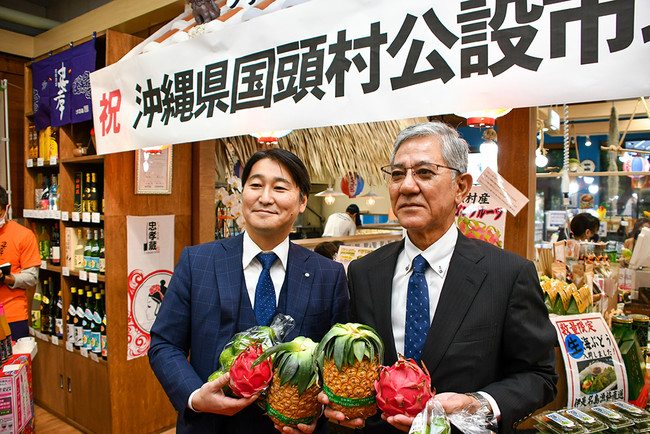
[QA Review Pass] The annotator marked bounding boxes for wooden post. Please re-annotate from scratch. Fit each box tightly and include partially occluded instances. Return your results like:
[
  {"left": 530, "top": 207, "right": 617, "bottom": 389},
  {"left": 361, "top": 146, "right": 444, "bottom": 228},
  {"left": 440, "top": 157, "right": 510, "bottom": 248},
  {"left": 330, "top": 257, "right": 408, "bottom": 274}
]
[{"left": 496, "top": 108, "right": 537, "bottom": 260}]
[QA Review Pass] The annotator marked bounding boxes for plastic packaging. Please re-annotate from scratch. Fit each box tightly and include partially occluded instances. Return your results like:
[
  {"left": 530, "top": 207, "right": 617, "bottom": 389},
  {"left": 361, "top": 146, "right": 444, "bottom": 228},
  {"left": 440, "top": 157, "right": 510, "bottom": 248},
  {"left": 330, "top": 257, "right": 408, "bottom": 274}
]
[
  {"left": 409, "top": 399, "right": 451, "bottom": 434},
  {"left": 586, "top": 406, "right": 634, "bottom": 431},
  {"left": 608, "top": 402, "right": 650, "bottom": 432},
  {"left": 208, "top": 313, "right": 295, "bottom": 380},
  {"left": 560, "top": 408, "right": 608, "bottom": 433},
  {"left": 534, "top": 411, "right": 588, "bottom": 434}
]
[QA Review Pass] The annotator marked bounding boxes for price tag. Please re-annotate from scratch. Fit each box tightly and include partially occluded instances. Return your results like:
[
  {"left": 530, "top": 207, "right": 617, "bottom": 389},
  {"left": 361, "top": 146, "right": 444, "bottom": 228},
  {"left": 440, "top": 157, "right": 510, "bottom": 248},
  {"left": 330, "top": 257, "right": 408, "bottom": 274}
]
[
  {"left": 37, "top": 210, "right": 46, "bottom": 219},
  {"left": 26, "top": 159, "right": 33, "bottom": 168},
  {"left": 79, "top": 270, "right": 88, "bottom": 281},
  {"left": 88, "top": 273, "right": 98, "bottom": 283},
  {"left": 66, "top": 342, "right": 74, "bottom": 352},
  {"left": 36, "top": 332, "right": 46, "bottom": 341},
  {"left": 90, "top": 353, "right": 99, "bottom": 363},
  {"left": 46, "top": 210, "right": 54, "bottom": 219},
  {"left": 40, "top": 261, "right": 47, "bottom": 270},
  {"left": 49, "top": 156, "right": 57, "bottom": 165},
  {"left": 37, "top": 158, "right": 44, "bottom": 167},
  {"left": 62, "top": 267, "right": 70, "bottom": 276},
  {"left": 91, "top": 213, "right": 101, "bottom": 223},
  {"left": 71, "top": 212, "right": 80, "bottom": 222},
  {"left": 54, "top": 210, "right": 61, "bottom": 219},
  {"left": 61, "top": 211, "right": 69, "bottom": 221},
  {"left": 51, "top": 336, "right": 59, "bottom": 345},
  {"left": 82, "top": 212, "right": 91, "bottom": 223},
  {"left": 23, "top": 209, "right": 30, "bottom": 218},
  {"left": 80, "top": 348, "right": 89, "bottom": 358}
]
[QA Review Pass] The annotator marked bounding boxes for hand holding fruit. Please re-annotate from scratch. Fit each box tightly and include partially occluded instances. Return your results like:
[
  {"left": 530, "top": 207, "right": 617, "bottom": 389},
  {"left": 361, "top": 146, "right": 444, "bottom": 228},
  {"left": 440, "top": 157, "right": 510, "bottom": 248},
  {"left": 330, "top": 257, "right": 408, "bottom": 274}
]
[{"left": 192, "top": 372, "right": 258, "bottom": 416}]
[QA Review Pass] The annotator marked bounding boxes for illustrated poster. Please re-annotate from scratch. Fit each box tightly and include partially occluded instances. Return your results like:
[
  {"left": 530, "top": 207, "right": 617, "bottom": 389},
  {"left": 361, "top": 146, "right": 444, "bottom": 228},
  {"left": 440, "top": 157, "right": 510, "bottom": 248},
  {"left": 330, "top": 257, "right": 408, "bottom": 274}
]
[{"left": 126, "top": 215, "right": 174, "bottom": 360}]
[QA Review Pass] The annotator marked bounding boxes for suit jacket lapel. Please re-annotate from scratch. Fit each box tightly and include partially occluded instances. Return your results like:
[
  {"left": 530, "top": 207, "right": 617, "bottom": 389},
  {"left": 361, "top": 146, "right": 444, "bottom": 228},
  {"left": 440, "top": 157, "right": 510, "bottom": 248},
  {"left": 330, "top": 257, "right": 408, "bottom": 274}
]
[
  {"left": 421, "top": 232, "right": 487, "bottom": 372},
  {"left": 283, "top": 243, "right": 311, "bottom": 329},
  {"left": 365, "top": 240, "right": 404, "bottom": 365}
]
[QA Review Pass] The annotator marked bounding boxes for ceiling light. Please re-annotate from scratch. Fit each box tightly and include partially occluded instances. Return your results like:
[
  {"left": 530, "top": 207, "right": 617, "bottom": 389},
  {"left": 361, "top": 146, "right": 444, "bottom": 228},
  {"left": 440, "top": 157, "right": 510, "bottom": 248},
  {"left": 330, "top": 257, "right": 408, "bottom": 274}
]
[
  {"left": 359, "top": 190, "right": 383, "bottom": 207},
  {"left": 315, "top": 186, "right": 346, "bottom": 205},
  {"left": 588, "top": 184, "right": 599, "bottom": 194},
  {"left": 585, "top": 136, "right": 592, "bottom": 147},
  {"left": 535, "top": 148, "right": 548, "bottom": 167}
]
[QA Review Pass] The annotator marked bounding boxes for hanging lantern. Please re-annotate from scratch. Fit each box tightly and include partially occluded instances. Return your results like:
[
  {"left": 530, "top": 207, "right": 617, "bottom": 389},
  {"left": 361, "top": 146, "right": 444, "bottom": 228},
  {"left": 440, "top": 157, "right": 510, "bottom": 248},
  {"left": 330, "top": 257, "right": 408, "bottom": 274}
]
[
  {"left": 455, "top": 109, "right": 512, "bottom": 128},
  {"left": 249, "top": 130, "right": 292, "bottom": 147},
  {"left": 315, "top": 186, "right": 346, "bottom": 205},
  {"left": 358, "top": 190, "right": 383, "bottom": 207},
  {"left": 340, "top": 172, "right": 364, "bottom": 198},
  {"left": 624, "top": 155, "right": 650, "bottom": 189}
]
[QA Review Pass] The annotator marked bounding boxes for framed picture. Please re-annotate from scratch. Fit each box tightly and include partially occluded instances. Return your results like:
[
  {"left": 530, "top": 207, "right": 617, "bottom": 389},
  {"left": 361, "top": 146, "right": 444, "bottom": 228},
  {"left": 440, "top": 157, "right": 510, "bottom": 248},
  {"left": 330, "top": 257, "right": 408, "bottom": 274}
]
[{"left": 135, "top": 147, "right": 173, "bottom": 194}]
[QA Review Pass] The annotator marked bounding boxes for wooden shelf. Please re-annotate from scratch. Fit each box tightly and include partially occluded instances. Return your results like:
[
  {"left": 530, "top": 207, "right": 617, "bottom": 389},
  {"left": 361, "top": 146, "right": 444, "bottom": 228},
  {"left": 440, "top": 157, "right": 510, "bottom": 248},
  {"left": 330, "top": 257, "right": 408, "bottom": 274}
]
[
  {"left": 66, "top": 269, "right": 106, "bottom": 283},
  {"left": 60, "top": 155, "right": 104, "bottom": 164}
]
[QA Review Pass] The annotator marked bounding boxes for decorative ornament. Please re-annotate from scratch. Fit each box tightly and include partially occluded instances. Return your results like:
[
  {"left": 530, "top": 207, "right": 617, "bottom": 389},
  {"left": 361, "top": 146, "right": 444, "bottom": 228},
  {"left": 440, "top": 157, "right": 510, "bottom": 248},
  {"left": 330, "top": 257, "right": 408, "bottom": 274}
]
[{"left": 340, "top": 172, "right": 364, "bottom": 198}]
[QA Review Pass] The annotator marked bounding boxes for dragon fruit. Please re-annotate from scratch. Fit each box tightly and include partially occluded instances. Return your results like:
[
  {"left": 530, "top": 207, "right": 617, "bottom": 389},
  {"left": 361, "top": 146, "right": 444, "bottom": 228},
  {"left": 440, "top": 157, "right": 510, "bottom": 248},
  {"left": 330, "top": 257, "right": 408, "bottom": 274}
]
[
  {"left": 374, "top": 355, "right": 434, "bottom": 417},
  {"left": 229, "top": 343, "right": 273, "bottom": 398}
]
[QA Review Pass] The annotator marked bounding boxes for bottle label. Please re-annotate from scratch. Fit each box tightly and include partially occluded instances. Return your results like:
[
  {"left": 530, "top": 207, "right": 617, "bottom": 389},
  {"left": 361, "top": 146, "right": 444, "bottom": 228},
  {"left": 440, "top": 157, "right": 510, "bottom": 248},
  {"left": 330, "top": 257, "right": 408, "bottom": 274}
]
[
  {"left": 67, "top": 324, "right": 75, "bottom": 342},
  {"left": 52, "top": 247, "right": 60, "bottom": 261},
  {"left": 99, "top": 258, "right": 105, "bottom": 274},
  {"left": 85, "top": 308, "right": 92, "bottom": 321},
  {"left": 91, "top": 332, "right": 101, "bottom": 353},
  {"left": 83, "top": 330, "right": 91, "bottom": 349},
  {"left": 68, "top": 305, "right": 76, "bottom": 316},
  {"left": 74, "top": 254, "right": 84, "bottom": 269},
  {"left": 76, "top": 306, "right": 84, "bottom": 318},
  {"left": 75, "top": 326, "right": 84, "bottom": 346},
  {"left": 101, "top": 335, "right": 107, "bottom": 357},
  {"left": 55, "top": 318, "right": 63, "bottom": 337},
  {"left": 93, "top": 312, "right": 101, "bottom": 323},
  {"left": 42, "top": 296, "right": 50, "bottom": 305},
  {"left": 57, "top": 299, "right": 63, "bottom": 309}
]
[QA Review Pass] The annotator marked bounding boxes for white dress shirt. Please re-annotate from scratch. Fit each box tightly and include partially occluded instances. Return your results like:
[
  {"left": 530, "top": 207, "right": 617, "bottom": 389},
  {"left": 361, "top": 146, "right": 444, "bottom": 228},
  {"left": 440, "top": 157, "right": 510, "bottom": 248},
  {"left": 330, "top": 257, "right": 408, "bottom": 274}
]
[
  {"left": 242, "top": 231, "right": 289, "bottom": 306},
  {"left": 322, "top": 212, "right": 356, "bottom": 237}
]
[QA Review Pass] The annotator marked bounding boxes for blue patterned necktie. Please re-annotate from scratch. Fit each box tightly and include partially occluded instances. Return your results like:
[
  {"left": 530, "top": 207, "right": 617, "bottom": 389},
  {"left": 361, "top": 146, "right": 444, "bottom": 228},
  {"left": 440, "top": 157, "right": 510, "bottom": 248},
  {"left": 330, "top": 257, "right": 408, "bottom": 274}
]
[
  {"left": 404, "top": 254, "right": 430, "bottom": 362},
  {"left": 254, "top": 252, "right": 278, "bottom": 327}
]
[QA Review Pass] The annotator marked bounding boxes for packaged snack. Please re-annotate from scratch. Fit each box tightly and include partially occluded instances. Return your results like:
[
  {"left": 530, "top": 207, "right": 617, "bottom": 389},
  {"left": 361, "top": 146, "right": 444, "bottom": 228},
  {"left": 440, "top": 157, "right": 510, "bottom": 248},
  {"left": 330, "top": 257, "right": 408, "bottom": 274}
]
[
  {"left": 586, "top": 406, "right": 634, "bottom": 432},
  {"left": 560, "top": 408, "right": 608, "bottom": 433},
  {"left": 534, "top": 411, "right": 588, "bottom": 434},
  {"left": 608, "top": 402, "right": 650, "bottom": 432}
]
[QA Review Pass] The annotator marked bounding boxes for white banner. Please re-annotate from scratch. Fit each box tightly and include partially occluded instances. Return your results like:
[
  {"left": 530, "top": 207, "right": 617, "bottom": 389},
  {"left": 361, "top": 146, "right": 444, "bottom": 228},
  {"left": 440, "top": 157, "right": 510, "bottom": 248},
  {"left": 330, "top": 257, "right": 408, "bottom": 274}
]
[
  {"left": 126, "top": 215, "right": 175, "bottom": 360},
  {"left": 90, "top": 0, "right": 650, "bottom": 154}
]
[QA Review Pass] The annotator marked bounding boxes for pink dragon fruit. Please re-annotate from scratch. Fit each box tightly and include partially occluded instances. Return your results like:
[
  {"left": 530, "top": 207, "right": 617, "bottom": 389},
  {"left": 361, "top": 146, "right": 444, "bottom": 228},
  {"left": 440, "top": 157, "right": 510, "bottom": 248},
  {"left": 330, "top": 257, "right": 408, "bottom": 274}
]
[
  {"left": 229, "top": 343, "right": 273, "bottom": 398},
  {"left": 374, "top": 355, "right": 434, "bottom": 417}
]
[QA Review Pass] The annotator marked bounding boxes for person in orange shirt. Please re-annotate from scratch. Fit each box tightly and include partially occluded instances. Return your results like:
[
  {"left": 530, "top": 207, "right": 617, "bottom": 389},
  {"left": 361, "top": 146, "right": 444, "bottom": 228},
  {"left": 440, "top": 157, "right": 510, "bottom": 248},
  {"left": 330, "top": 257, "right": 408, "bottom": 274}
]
[{"left": 0, "top": 186, "right": 40, "bottom": 340}]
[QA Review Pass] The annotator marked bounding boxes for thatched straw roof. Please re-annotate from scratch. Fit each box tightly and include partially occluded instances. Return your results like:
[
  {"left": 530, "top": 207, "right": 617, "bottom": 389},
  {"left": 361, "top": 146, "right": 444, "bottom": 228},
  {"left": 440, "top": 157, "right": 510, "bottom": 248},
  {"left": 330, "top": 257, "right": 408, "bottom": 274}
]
[{"left": 215, "top": 117, "right": 427, "bottom": 185}]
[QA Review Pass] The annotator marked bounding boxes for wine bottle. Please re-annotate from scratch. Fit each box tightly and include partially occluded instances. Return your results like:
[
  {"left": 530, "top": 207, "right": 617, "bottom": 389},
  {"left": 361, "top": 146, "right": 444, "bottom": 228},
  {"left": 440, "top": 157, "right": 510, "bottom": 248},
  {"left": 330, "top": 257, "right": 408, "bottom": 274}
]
[
  {"left": 74, "top": 228, "right": 85, "bottom": 271},
  {"left": 51, "top": 222, "right": 60, "bottom": 266},
  {"left": 67, "top": 287, "right": 77, "bottom": 346}
]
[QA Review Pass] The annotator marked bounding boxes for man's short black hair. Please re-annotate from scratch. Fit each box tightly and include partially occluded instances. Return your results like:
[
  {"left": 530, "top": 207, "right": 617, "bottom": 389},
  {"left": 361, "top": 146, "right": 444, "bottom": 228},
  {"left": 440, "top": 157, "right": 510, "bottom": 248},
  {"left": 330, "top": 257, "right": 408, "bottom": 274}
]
[
  {"left": 241, "top": 148, "right": 310, "bottom": 200},
  {"left": 0, "top": 186, "right": 7, "bottom": 208},
  {"left": 346, "top": 204, "right": 359, "bottom": 215}
]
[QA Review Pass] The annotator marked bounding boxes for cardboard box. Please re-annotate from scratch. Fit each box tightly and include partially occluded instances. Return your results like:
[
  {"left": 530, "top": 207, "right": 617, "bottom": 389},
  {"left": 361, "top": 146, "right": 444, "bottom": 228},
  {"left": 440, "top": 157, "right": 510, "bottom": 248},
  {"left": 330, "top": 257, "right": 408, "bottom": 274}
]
[{"left": 0, "top": 355, "right": 33, "bottom": 433}]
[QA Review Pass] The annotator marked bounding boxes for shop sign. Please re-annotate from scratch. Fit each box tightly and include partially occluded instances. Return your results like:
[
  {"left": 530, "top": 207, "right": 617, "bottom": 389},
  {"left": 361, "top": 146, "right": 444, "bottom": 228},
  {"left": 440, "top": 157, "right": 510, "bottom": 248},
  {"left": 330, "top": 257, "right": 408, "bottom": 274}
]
[
  {"left": 551, "top": 313, "right": 627, "bottom": 408},
  {"left": 90, "top": 0, "right": 650, "bottom": 154},
  {"left": 126, "top": 215, "right": 175, "bottom": 360},
  {"left": 33, "top": 39, "right": 96, "bottom": 130},
  {"left": 456, "top": 185, "right": 506, "bottom": 248}
]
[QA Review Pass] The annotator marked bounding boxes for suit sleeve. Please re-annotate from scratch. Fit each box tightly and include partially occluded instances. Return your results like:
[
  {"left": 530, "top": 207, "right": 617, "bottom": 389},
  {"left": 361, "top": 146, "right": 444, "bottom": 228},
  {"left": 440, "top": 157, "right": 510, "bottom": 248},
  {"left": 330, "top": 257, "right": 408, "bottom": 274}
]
[
  {"left": 148, "top": 247, "right": 204, "bottom": 416},
  {"left": 482, "top": 260, "right": 558, "bottom": 430},
  {"left": 330, "top": 262, "right": 350, "bottom": 325}
]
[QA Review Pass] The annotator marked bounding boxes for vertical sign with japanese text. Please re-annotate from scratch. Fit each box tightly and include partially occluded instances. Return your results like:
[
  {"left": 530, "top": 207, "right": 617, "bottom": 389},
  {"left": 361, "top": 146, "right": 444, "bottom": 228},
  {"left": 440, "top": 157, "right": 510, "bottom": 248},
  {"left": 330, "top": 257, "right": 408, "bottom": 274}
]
[
  {"left": 90, "top": 0, "right": 650, "bottom": 154},
  {"left": 551, "top": 313, "right": 627, "bottom": 408},
  {"left": 126, "top": 215, "right": 174, "bottom": 360}
]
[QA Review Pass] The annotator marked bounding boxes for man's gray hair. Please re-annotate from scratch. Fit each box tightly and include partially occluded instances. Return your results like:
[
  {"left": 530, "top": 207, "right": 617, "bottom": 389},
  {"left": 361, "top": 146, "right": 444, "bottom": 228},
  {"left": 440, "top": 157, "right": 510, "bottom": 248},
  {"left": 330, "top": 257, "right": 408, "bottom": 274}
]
[{"left": 390, "top": 121, "right": 469, "bottom": 174}]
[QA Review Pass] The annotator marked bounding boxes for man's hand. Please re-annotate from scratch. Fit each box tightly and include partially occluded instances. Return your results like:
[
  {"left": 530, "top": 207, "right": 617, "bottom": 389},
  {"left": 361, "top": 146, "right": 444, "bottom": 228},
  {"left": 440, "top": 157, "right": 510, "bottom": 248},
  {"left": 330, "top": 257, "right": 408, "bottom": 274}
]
[
  {"left": 191, "top": 372, "right": 258, "bottom": 415},
  {"left": 274, "top": 412, "right": 320, "bottom": 434},
  {"left": 0, "top": 271, "right": 14, "bottom": 286},
  {"left": 434, "top": 392, "right": 479, "bottom": 414},
  {"left": 317, "top": 392, "right": 365, "bottom": 429},
  {"left": 381, "top": 413, "right": 414, "bottom": 432}
]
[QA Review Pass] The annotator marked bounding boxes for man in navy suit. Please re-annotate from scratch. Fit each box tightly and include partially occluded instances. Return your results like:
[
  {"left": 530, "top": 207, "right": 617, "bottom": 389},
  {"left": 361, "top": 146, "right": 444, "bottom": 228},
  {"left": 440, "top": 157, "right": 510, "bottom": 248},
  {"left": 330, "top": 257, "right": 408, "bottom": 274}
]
[
  {"left": 322, "top": 122, "right": 557, "bottom": 433},
  {"left": 149, "top": 148, "right": 349, "bottom": 433}
]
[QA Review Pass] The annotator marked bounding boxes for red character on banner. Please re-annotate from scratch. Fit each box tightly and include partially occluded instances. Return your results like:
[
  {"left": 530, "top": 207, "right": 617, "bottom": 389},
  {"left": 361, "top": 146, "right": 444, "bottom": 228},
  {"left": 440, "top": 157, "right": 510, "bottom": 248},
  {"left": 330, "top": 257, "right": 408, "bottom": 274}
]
[{"left": 99, "top": 89, "right": 121, "bottom": 136}]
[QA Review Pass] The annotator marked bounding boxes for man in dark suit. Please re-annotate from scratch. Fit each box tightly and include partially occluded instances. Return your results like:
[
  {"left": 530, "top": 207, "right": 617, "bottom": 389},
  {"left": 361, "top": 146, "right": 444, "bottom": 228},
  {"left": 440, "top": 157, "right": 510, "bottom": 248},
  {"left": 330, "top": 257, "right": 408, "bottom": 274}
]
[
  {"left": 149, "top": 148, "right": 349, "bottom": 433},
  {"left": 323, "top": 121, "right": 557, "bottom": 433}
]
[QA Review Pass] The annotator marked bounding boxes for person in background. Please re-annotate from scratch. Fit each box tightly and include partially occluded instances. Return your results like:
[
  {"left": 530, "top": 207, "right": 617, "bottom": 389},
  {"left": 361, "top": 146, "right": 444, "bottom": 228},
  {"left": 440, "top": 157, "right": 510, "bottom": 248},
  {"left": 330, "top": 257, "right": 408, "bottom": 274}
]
[
  {"left": 625, "top": 218, "right": 650, "bottom": 251},
  {"left": 569, "top": 213, "right": 600, "bottom": 241},
  {"left": 313, "top": 241, "right": 343, "bottom": 261},
  {"left": 149, "top": 148, "right": 349, "bottom": 434},
  {"left": 322, "top": 204, "right": 360, "bottom": 237},
  {"left": 323, "top": 121, "right": 557, "bottom": 433},
  {"left": 0, "top": 186, "right": 41, "bottom": 340}
]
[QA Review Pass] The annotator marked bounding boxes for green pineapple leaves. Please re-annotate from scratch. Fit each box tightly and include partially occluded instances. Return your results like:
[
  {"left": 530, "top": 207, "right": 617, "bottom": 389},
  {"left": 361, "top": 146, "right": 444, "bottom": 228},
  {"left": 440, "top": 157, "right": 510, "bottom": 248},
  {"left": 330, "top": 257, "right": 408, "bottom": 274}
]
[
  {"left": 252, "top": 336, "right": 319, "bottom": 395},
  {"left": 315, "top": 323, "right": 385, "bottom": 372}
]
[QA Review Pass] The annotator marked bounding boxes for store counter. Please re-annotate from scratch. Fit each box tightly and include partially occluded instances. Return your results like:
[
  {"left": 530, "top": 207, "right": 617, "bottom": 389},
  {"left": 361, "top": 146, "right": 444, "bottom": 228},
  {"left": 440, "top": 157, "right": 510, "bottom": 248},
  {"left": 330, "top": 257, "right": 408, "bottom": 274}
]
[{"left": 292, "top": 230, "right": 403, "bottom": 250}]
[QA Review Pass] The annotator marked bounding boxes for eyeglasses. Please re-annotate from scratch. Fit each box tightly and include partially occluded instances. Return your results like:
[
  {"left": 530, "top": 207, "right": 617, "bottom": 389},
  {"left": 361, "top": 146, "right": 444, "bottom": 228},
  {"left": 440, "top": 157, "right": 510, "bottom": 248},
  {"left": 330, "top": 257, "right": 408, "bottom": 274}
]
[{"left": 380, "top": 163, "right": 461, "bottom": 184}]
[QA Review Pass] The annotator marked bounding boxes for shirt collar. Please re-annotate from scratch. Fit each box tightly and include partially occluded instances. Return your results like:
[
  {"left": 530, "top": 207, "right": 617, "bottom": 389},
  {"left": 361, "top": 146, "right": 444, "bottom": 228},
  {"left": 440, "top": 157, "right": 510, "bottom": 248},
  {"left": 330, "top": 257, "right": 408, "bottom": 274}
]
[
  {"left": 404, "top": 224, "right": 458, "bottom": 278},
  {"left": 242, "top": 231, "right": 289, "bottom": 270}
]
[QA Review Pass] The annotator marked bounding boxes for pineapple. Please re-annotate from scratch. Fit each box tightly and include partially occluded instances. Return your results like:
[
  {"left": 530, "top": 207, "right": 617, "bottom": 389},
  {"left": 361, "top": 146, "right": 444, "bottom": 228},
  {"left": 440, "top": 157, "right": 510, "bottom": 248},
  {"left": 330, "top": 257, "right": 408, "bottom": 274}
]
[
  {"left": 316, "top": 323, "right": 384, "bottom": 421},
  {"left": 254, "top": 336, "right": 321, "bottom": 429}
]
